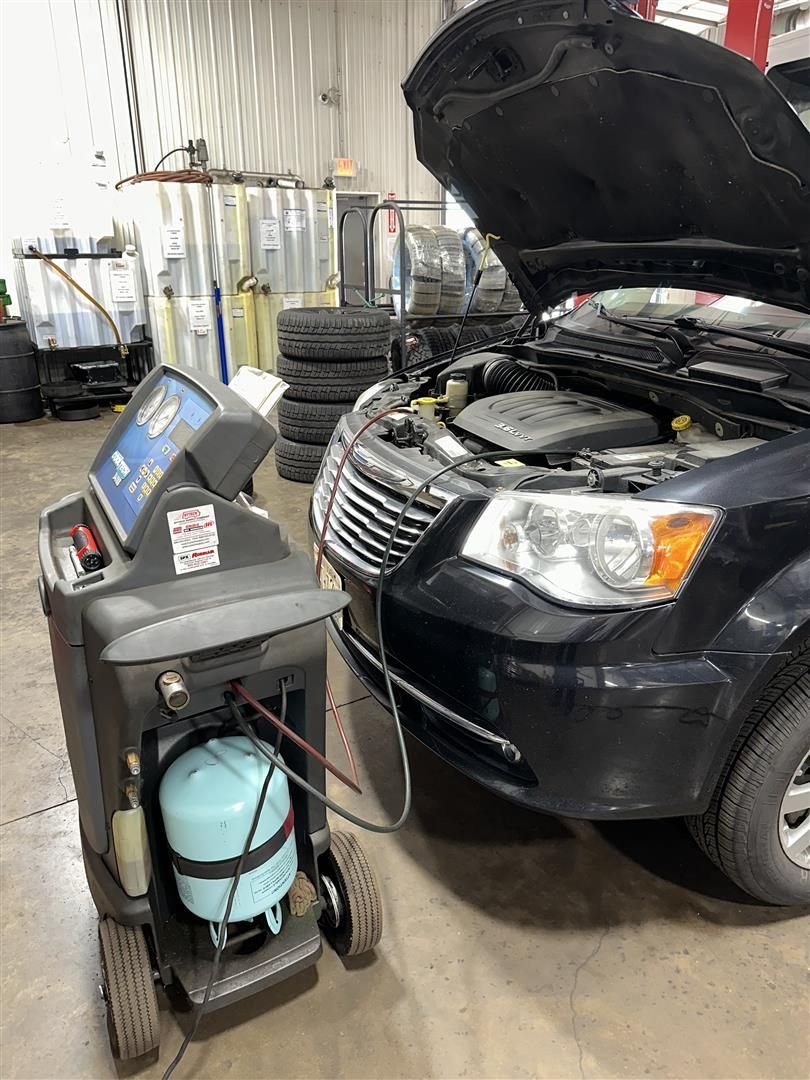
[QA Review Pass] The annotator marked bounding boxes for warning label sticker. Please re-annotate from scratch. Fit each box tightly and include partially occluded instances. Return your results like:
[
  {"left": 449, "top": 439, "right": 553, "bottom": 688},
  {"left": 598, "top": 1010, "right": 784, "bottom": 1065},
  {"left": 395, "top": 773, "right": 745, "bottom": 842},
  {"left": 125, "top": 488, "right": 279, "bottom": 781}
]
[
  {"left": 259, "top": 218, "right": 281, "bottom": 250},
  {"left": 173, "top": 547, "right": 220, "bottom": 575},
  {"left": 188, "top": 298, "right": 211, "bottom": 334},
  {"left": 110, "top": 265, "right": 137, "bottom": 305},
  {"left": 249, "top": 836, "right": 297, "bottom": 904},
  {"left": 283, "top": 208, "right": 306, "bottom": 232},
  {"left": 167, "top": 504, "right": 220, "bottom": 574},
  {"left": 162, "top": 225, "right": 186, "bottom": 258}
]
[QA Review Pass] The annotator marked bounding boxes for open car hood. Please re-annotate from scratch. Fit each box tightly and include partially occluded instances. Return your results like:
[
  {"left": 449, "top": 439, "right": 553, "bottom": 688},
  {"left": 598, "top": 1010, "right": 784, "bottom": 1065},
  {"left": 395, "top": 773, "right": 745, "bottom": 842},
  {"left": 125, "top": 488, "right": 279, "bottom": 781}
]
[{"left": 403, "top": 0, "right": 810, "bottom": 314}]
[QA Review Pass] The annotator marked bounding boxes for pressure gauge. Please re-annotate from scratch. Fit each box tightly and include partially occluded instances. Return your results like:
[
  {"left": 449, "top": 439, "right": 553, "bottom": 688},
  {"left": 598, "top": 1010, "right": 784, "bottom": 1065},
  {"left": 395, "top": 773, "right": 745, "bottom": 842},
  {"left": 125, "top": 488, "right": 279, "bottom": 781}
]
[
  {"left": 148, "top": 395, "right": 181, "bottom": 439},
  {"left": 135, "top": 384, "right": 167, "bottom": 426}
]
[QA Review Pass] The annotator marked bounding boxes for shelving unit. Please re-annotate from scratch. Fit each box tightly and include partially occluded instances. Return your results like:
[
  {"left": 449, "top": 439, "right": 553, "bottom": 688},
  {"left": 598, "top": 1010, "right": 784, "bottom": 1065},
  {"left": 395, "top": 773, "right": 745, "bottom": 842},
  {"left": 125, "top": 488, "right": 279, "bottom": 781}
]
[{"left": 337, "top": 197, "right": 520, "bottom": 370}]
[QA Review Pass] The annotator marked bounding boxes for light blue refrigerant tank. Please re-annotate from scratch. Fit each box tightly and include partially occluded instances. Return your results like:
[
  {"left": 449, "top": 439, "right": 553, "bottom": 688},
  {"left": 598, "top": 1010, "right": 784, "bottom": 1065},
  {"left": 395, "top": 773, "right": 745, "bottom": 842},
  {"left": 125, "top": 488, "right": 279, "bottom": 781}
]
[{"left": 159, "top": 736, "right": 297, "bottom": 946}]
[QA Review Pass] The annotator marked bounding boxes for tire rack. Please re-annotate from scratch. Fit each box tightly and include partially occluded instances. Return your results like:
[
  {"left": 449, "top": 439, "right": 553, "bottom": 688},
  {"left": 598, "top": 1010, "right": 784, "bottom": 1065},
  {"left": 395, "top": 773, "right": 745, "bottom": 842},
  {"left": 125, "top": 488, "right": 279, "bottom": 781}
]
[{"left": 337, "top": 198, "right": 522, "bottom": 371}]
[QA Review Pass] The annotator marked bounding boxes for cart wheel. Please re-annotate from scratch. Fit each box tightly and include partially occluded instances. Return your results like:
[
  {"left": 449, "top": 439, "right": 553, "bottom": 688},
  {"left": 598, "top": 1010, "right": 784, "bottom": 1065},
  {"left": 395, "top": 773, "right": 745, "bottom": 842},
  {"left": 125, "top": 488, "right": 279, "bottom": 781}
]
[
  {"left": 318, "top": 831, "right": 382, "bottom": 956},
  {"left": 98, "top": 918, "right": 160, "bottom": 1061}
]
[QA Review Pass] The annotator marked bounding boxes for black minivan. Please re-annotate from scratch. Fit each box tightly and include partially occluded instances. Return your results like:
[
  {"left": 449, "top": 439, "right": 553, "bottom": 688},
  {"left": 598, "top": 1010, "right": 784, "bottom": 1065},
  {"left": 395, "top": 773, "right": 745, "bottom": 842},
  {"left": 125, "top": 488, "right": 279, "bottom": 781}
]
[{"left": 312, "top": 0, "right": 810, "bottom": 905}]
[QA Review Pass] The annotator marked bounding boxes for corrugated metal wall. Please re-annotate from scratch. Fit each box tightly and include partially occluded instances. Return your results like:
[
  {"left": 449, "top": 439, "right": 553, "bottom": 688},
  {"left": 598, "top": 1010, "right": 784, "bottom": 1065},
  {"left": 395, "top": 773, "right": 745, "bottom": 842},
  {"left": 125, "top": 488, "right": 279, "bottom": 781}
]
[
  {"left": 124, "top": 0, "right": 442, "bottom": 201},
  {"left": 0, "top": 0, "right": 132, "bottom": 177},
  {"left": 1, "top": 0, "right": 443, "bottom": 257},
  {"left": 0, "top": 0, "right": 136, "bottom": 256}
]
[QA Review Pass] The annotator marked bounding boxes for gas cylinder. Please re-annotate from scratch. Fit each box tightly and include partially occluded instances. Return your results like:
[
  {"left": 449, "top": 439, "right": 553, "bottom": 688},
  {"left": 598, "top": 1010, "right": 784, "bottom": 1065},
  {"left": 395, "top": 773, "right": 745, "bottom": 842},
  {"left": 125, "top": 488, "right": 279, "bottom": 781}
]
[{"left": 159, "top": 736, "right": 297, "bottom": 945}]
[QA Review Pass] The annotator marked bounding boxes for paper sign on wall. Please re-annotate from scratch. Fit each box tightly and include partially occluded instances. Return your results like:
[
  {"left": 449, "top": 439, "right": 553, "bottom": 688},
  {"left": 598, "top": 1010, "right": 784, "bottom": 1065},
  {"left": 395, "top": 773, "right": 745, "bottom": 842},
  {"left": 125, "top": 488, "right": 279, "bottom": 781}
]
[
  {"left": 282, "top": 296, "right": 303, "bottom": 309},
  {"left": 50, "top": 197, "right": 71, "bottom": 230},
  {"left": 162, "top": 225, "right": 186, "bottom": 258},
  {"left": 188, "top": 298, "right": 211, "bottom": 334},
  {"left": 232, "top": 307, "right": 244, "bottom": 319},
  {"left": 110, "top": 264, "right": 137, "bottom": 305},
  {"left": 224, "top": 195, "right": 237, "bottom": 207},
  {"left": 260, "top": 218, "right": 281, "bottom": 250},
  {"left": 283, "top": 208, "right": 306, "bottom": 232}
]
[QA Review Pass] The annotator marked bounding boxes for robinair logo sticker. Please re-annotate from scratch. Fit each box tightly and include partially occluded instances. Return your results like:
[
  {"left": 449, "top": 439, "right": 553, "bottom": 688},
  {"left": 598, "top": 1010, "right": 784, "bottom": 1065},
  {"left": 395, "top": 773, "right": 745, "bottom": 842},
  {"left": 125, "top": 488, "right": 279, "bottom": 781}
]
[{"left": 167, "top": 504, "right": 220, "bottom": 575}]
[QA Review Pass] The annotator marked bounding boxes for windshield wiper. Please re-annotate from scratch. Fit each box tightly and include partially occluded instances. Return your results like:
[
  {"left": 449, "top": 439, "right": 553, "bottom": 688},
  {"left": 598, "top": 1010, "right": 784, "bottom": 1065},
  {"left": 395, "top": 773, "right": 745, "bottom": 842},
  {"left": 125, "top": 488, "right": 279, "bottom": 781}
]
[
  {"left": 673, "top": 316, "right": 810, "bottom": 362},
  {"left": 589, "top": 301, "right": 694, "bottom": 360}
]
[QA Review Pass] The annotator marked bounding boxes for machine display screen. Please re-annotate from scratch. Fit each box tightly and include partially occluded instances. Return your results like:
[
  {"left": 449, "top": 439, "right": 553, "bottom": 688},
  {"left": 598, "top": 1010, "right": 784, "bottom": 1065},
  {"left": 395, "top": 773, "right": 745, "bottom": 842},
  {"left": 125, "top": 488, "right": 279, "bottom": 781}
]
[{"left": 92, "top": 373, "right": 216, "bottom": 539}]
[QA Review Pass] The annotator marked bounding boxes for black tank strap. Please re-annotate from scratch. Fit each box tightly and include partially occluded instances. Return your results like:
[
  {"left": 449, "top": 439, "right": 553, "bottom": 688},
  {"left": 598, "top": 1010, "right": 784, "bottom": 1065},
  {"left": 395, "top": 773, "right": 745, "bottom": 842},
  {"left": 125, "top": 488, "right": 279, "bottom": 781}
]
[{"left": 170, "top": 804, "right": 294, "bottom": 880}]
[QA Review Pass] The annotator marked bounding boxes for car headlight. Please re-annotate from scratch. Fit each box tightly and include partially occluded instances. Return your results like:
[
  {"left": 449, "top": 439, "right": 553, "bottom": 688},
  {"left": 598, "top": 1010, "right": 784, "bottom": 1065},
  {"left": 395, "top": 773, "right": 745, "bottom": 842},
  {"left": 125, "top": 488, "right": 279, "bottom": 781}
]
[{"left": 461, "top": 491, "right": 720, "bottom": 607}]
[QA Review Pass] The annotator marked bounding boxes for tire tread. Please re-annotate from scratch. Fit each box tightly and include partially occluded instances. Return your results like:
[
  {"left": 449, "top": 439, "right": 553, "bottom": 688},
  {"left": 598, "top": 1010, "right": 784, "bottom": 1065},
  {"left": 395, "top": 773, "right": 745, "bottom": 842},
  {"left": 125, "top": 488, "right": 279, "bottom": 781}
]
[
  {"left": 98, "top": 919, "right": 159, "bottom": 1061},
  {"left": 323, "top": 831, "right": 382, "bottom": 956},
  {"left": 685, "top": 643, "right": 810, "bottom": 904}
]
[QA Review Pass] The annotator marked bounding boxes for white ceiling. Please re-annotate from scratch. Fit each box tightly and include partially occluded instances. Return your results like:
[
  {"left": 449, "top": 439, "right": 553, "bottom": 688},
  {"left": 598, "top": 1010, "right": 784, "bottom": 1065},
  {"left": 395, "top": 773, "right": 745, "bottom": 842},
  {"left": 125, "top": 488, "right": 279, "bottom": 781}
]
[{"left": 655, "top": 0, "right": 729, "bottom": 35}]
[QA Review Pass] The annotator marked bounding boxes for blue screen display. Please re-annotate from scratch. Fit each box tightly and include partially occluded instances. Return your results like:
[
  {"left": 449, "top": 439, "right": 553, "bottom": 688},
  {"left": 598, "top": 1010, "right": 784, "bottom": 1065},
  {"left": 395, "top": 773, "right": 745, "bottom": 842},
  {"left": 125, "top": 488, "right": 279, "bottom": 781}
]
[{"left": 94, "top": 373, "right": 215, "bottom": 538}]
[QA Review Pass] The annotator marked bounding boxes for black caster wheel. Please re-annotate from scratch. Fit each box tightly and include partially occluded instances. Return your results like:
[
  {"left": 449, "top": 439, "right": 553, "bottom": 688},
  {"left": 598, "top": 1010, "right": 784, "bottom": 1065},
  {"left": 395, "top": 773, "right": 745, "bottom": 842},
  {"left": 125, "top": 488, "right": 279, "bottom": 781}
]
[
  {"left": 318, "top": 831, "right": 383, "bottom": 956},
  {"left": 98, "top": 918, "right": 160, "bottom": 1061}
]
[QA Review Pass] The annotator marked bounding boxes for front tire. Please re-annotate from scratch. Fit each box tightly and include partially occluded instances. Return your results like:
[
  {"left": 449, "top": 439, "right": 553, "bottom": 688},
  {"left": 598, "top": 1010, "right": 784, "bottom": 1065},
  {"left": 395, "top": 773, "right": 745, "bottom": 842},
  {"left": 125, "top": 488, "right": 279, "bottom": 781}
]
[
  {"left": 687, "top": 648, "right": 810, "bottom": 905},
  {"left": 98, "top": 919, "right": 160, "bottom": 1060},
  {"left": 318, "top": 831, "right": 383, "bottom": 955}
]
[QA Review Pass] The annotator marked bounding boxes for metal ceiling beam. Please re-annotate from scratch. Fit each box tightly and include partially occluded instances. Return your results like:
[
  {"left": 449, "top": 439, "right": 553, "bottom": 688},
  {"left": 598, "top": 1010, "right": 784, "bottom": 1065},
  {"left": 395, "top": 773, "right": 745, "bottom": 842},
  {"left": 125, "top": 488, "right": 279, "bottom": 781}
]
[
  {"left": 724, "top": 0, "right": 775, "bottom": 69},
  {"left": 660, "top": 8, "right": 730, "bottom": 24},
  {"left": 657, "top": 7, "right": 726, "bottom": 25}
]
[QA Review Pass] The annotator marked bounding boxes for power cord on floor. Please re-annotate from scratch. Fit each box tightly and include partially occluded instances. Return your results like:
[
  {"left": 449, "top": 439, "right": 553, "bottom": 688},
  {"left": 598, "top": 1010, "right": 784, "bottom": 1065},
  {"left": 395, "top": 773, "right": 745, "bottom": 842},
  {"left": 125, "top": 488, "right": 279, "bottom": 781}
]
[{"left": 161, "top": 684, "right": 287, "bottom": 1080}]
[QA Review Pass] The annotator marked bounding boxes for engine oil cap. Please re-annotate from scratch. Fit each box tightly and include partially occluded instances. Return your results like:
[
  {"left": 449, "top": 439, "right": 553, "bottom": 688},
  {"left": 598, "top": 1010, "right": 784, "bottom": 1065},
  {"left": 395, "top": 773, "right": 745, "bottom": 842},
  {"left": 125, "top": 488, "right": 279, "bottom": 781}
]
[{"left": 672, "top": 414, "right": 692, "bottom": 431}]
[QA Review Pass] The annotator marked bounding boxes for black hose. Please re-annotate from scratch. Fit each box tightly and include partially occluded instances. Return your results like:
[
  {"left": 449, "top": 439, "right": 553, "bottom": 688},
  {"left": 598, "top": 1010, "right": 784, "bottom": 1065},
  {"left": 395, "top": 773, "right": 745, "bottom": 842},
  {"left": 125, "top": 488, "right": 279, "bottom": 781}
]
[
  {"left": 162, "top": 685, "right": 286, "bottom": 1080},
  {"left": 153, "top": 146, "right": 190, "bottom": 171},
  {"left": 228, "top": 696, "right": 412, "bottom": 834}
]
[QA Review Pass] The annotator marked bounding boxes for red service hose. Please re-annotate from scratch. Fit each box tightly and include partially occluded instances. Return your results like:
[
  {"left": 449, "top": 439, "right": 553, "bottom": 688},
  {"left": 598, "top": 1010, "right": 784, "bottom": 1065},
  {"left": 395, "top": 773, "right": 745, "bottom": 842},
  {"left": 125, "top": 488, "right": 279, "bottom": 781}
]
[
  {"left": 233, "top": 407, "right": 409, "bottom": 800},
  {"left": 231, "top": 680, "right": 362, "bottom": 795}
]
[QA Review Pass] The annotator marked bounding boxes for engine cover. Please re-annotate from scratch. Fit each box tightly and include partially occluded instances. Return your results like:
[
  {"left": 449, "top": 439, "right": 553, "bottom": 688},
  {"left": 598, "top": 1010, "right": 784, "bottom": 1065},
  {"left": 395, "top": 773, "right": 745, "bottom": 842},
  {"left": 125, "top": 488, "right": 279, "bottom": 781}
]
[{"left": 452, "top": 391, "right": 661, "bottom": 453}]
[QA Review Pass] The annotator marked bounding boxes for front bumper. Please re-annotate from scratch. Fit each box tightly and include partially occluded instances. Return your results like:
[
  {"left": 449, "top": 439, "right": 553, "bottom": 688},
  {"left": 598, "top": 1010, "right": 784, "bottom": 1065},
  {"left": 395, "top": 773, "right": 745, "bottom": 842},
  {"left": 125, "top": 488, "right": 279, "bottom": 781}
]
[{"left": 320, "top": 534, "right": 767, "bottom": 819}]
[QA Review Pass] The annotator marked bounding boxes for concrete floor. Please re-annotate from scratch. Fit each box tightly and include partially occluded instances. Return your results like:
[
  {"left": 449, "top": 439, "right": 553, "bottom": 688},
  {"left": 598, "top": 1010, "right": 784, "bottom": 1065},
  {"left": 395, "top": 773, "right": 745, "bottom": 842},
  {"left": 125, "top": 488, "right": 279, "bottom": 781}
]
[{"left": 1, "top": 409, "right": 808, "bottom": 1080}]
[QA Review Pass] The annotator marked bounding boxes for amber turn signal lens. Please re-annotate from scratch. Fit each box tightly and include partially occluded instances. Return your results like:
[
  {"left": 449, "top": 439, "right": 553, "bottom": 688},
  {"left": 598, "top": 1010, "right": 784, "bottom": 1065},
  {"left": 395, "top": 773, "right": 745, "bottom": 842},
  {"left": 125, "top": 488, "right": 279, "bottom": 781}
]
[{"left": 646, "top": 511, "right": 716, "bottom": 591}]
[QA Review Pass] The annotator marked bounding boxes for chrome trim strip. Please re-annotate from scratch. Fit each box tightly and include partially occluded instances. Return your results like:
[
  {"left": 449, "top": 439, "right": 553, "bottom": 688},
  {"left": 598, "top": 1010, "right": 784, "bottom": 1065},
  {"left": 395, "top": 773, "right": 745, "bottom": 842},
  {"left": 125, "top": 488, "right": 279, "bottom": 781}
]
[
  {"left": 337, "top": 625, "right": 514, "bottom": 751},
  {"left": 312, "top": 435, "right": 457, "bottom": 578}
]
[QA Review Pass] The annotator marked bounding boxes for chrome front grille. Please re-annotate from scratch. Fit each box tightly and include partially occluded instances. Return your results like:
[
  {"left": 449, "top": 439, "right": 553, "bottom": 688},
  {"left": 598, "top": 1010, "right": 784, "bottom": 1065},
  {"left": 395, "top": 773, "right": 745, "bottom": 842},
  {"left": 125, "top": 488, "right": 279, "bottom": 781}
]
[{"left": 312, "top": 440, "right": 444, "bottom": 576}]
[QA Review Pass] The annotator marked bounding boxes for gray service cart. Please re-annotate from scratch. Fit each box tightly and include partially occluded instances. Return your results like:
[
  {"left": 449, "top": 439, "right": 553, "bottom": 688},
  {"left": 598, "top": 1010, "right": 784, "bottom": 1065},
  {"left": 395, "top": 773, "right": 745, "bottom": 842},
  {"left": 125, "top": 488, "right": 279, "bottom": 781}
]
[{"left": 38, "top": 363, "right": 382, "bottom": 1061}]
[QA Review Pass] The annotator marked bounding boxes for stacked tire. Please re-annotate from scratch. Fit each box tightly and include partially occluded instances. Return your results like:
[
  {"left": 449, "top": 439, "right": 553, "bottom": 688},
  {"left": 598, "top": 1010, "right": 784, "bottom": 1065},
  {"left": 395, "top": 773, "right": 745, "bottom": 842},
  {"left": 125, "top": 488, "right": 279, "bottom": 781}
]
[{"left": 275, "top": 306, "right": 391, "bottom": 484}]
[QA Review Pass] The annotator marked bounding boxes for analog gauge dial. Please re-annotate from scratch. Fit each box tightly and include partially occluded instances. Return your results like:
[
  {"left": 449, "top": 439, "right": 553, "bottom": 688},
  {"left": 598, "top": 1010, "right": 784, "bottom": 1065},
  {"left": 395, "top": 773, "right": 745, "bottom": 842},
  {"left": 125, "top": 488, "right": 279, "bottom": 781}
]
[
  {"left": 135, "top": 384, "right": 167, "bottom": 426},
  {"left": 147, "top": 394, "right": 181, "bottom": 439}
]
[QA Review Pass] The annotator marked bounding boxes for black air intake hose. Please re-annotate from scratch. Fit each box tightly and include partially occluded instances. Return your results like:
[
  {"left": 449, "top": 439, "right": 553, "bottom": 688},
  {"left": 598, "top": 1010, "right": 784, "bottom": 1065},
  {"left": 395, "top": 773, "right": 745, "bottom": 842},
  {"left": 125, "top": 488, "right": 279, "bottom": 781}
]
[{"left": 482, "top": 358, "right": 556, "bottom": 394}]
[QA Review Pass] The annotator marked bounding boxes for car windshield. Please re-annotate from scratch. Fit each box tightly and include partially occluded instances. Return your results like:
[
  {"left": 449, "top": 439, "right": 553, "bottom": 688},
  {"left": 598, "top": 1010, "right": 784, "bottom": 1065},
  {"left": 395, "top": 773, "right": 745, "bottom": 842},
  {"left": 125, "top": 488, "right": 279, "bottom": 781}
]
[{"left": 583, "top": 287, "right": 810, "bottom": 340}]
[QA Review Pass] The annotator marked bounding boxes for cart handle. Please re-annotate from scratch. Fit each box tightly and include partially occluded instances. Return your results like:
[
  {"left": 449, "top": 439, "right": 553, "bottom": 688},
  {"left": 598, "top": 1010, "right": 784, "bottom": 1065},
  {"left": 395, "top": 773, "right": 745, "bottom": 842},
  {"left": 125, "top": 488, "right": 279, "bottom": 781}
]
[{"left": 98, "top": 588, "right": 350, "bottom": 666}]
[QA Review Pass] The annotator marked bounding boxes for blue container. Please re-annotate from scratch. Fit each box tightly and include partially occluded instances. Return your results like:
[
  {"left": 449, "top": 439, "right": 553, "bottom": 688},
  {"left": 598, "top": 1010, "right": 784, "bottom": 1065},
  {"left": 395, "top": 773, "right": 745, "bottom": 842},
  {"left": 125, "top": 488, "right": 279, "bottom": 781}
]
[{"left": 159, "top": 736, "right": 297, "bottom": 944}]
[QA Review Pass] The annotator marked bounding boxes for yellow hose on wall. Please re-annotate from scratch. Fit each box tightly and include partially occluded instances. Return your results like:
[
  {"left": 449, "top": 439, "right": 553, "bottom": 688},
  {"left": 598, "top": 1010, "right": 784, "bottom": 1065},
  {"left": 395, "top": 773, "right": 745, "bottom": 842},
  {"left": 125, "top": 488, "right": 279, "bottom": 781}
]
[{"left": 29, "top": 247, "right": 128, "bottom": 358}]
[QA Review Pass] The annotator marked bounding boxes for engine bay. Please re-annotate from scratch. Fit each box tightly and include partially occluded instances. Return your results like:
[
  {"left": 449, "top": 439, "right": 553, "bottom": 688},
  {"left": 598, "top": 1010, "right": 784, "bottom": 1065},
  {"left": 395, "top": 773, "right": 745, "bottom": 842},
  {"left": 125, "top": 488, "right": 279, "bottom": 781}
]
[{"left": 364, "top": 349, "right": 771, "bottom": 495}]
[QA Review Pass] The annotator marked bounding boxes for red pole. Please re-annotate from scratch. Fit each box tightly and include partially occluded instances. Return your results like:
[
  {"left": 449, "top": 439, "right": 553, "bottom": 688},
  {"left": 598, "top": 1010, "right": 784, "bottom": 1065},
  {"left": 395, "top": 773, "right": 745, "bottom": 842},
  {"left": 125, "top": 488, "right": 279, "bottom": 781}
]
[
  {"left": 635, "top": 0, "right": 658, "bottom": 19},
  {"left": 724, "top": 0, "right": 774, "bottom": 71}
]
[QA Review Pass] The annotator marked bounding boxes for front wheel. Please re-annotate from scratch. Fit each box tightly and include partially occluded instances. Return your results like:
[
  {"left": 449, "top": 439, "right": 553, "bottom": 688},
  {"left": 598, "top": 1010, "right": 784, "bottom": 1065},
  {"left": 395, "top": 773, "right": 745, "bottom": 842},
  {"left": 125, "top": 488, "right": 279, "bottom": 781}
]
[
  {"left": 686, "top": 649, "right": 810, "bottom": 905},
  {"left": 318, "top": 831, "right": 383, "bottom": 955},
  {"left": 98, "top": 919, "right": 160, "bottom": 1060}
]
